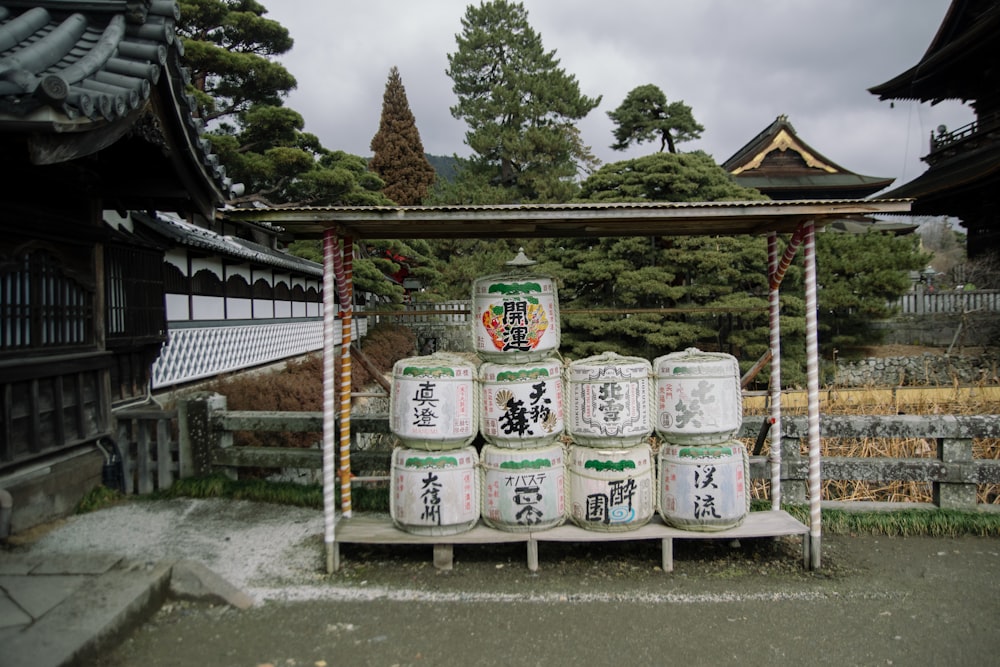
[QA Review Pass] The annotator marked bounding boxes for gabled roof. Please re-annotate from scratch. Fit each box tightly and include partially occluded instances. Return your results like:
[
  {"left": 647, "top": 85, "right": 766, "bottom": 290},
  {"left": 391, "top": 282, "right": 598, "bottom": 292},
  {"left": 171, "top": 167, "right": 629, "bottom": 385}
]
[
  {"left": 132, "top": 212, "right": 322, "bottom": 276},
  {"left": 868, "top": 0, "right": 1000, "bottom": 104},
  {"left": 722, "top": 115, "right": 894, "bottom": 199},
  {"left": 0, "top": 1, "right": 232, "bottom": 217}
]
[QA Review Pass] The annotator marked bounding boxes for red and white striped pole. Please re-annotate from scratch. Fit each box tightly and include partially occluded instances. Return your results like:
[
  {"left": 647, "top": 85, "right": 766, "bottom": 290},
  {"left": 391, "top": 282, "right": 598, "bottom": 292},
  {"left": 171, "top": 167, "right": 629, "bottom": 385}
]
[
  {"left": 803, "top": 221, "right": 822, "bottom": 569},
  {"left": 767, "top": 233, "right": 782, "bottom": 510},
  {"left": 321, "top": 230, "right": 339, "bottom": 572}
]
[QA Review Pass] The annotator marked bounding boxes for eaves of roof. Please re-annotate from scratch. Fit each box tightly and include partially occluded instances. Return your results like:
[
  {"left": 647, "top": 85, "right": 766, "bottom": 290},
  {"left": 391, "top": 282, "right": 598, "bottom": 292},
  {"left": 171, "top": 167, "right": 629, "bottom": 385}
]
[
  {"left": 877, "top": 143, "right": 1000, "bottom": 201},
  {"left": 0, "top": 1, "right": 231, "bottom": 215},
  {"left": 133, "top": 212, "right": 322, "bottom": 276},
  {"left": 868, "top": 1, "right": 1000, "bottom": 102}
]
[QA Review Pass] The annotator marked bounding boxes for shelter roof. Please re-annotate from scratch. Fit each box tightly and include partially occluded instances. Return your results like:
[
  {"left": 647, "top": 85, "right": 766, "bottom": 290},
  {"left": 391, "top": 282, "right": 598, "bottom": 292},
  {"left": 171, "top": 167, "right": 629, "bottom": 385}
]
[
  {"left": 224, "top": 199, "right": 913, "bottom": 241},
  {"left": 868, "top": 0, "right": 1000, "bottom": 104},
  {"left": 722, "top": 115, "right": 893, "bottom": 199},
  {"left": 0, "top": 1, "right": 231, "bottom": 216}
]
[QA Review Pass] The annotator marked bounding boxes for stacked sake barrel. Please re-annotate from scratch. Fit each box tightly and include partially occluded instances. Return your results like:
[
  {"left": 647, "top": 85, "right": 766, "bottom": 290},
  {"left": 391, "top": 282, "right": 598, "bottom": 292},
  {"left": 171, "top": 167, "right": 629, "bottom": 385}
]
[
  {"left": 653, "top": 348, "right": 750, "bottom": 531},
  {"left": 473, "top": 259, "right": 567, "bottom": 532},
  {"left": 565, "top": 351, "right": 656, "bottom": 531},
  {"left": 388, "top": 352, "right": 480, "bottom": 535}
]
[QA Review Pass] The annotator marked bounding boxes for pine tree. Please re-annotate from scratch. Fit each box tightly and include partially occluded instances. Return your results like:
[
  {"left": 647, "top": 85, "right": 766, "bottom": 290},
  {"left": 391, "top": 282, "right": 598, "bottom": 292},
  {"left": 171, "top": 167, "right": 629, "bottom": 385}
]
[
  {"left": 446, "top": 0, "right": 601, "bottom": 202},
  {"left": 607, "top": 84, "right": 704, "bottom": 154},
  {"left": 369, "top": 67, "right": 437, "bottom": 206}
]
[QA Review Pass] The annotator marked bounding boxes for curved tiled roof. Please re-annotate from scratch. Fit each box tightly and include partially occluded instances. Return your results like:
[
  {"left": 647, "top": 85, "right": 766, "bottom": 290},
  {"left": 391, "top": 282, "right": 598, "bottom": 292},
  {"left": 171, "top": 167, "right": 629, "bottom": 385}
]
[
  {"left": 133, "top": 212, "right": 323, "bottom": 277},
  {"left": 0, "top": 1, "right": 232, "bottom": 213}
]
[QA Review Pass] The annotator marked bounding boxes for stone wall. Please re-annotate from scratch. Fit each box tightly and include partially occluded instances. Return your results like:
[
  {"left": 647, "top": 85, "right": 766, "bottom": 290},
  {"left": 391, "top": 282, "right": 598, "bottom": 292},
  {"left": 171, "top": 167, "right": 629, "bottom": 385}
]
[
  {"left": 872, "top": 312, "right": 998, "bottom": 347},
  {"left": 834, "top": 351, "right": 1000, "bottom": 387}
]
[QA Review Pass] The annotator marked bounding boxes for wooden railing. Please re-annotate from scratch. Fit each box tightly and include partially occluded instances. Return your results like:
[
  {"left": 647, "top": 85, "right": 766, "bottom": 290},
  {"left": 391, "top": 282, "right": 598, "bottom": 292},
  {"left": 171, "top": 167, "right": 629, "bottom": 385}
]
[
  {"left": 889, "top": 289, "right": 1000, "bottom": 315},
  {"left": 169, "top": 394, "right": 1000, "bottom": 512}
]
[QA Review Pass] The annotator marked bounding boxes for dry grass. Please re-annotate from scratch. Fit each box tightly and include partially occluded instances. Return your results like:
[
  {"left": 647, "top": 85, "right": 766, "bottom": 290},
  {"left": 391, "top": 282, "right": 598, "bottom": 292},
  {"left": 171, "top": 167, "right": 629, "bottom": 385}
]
[{"left": 743, "top": 383, "right": 1000, "bottom": 505}]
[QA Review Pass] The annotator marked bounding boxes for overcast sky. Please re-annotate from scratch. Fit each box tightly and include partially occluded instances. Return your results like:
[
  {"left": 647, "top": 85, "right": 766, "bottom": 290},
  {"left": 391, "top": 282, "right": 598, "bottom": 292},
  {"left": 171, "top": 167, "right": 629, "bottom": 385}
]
[{"left": 263, "top": 0, "right": 971, "bottom": 194}]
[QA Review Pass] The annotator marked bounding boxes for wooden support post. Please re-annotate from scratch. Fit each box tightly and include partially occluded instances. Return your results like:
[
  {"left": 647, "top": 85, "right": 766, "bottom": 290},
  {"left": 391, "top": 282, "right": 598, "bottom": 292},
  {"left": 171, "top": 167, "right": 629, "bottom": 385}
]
[
  {"left": 433, "top": 544, "right": 454, "bottom": 570},
  {"left": 780, "top": 435, "right": 807, "bottom": 504},
  {"left": 935, "top": 437, "right": 977, "bottom": 509},
  {"left": 661, "top": 537, "right": 673, "bottom": 573},
  {"left": 527, "top": 540, "right": 538, "bottom": 572},
  {"left": 177, "top": 393, "right": 228, "bottom": 477}
]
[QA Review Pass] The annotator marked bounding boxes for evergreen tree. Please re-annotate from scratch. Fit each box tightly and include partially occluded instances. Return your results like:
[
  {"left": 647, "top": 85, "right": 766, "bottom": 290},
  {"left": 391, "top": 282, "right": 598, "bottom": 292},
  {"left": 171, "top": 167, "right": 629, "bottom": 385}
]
[
  {"left": 369, "top": 67, "right": 437, "bottom": 206},
  {"left": 536, "top": 152, "right": 784, "bottom": 378},
  {"left": 178, "top": 1, "right": 404, "bottom": 301},
  {"left": 446, "top": 0, "right": 601, "bottom": 202},
  {"left": 178, "top": 0, "right": 296, "bottom": 121},
  {"left": 607, "top": 84, "right": 703, "bottom": 154}
]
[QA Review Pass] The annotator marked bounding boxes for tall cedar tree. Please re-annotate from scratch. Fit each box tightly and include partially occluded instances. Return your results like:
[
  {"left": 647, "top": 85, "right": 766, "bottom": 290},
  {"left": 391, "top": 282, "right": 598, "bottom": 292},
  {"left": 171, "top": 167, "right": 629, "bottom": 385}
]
[
  {"left": 369, "top": 67, "right": 437, "bottom": 206},
  {"left": 446, "top": 0, "right": 601, "bottom": 202}
]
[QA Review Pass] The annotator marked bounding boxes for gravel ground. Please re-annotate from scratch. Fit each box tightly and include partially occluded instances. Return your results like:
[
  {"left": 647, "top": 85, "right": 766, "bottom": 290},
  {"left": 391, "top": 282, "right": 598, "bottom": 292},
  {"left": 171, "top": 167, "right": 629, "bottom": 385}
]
[{"left": 13, "top": 498, "right": 1000, "bottom": 666}]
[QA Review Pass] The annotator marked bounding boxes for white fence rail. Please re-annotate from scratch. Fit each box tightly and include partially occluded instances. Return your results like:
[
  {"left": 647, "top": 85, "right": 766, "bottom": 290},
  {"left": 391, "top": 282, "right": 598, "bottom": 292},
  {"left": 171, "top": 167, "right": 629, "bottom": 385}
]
[{"left": 890, "top": 289, "right": 1000, "bottom": 315}]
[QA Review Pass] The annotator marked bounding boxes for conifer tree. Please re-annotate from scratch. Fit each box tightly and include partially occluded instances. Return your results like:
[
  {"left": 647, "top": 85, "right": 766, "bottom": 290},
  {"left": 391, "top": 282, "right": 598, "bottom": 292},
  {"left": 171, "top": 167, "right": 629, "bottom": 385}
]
[
  {"left": 369, "top": 67, "right": 437, "bottom": 206},
  {"left": 446, "top": 0, "right": 601, "bottom": 201}
]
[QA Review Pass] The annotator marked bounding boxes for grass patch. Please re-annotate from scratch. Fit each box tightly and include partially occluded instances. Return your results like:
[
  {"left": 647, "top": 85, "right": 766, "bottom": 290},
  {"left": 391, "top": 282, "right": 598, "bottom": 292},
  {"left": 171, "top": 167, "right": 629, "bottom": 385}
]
[
  {"left": 773, "top": 502, "right": 1000, "bottom": 537},
  {"left": 76, "top": 484, "right": 126, "bottom": 514},
  {"left": 155, "top": 474, "right": 389, "bottom": 512}
]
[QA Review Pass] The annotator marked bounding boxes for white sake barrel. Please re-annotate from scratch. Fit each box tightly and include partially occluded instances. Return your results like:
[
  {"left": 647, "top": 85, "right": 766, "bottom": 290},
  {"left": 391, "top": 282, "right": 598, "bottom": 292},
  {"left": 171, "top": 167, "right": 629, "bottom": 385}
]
[
  {"left": 566, "top": 352, "right": 652, "bottom": 447},
  {"left": 653, "top": 348, "right": 743, "bottom": 445},
  {"left": 389, "top": 353, "right": 477, "bottom": 451},
  {"left": 567, "top": 444, "right": 654, "bottom": 532},
  {"left": 390, "top": 446, "right": 479, "bottom": 536},
  {"left": 481, "top": 443, "right": 566, "bottom": 532},
  {"left": 658, "top": 441, "right": 750, "bottom": 532},
  {"left": 480, "top": 359, "right": 565, "bottom": 448},
  {"left": 472, "top": 273, "right": 560, "bottom": 362}
]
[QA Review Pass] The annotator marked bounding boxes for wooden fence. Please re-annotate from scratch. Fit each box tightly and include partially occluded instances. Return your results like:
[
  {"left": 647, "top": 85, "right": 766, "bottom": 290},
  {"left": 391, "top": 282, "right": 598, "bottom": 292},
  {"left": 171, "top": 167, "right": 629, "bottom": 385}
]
[
  {"left": 889, "top": 288, "right": 1000, "bottom": 315},
  {"left": 151, "top": 394, "right": 1000, "bottom": 512}
]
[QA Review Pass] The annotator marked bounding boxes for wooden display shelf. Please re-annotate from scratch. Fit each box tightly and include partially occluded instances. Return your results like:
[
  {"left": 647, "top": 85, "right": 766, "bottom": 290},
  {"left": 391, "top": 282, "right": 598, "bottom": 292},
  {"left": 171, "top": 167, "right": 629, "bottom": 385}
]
[{"left": 334, "top": 510, "right": 809, "bottom": 573}]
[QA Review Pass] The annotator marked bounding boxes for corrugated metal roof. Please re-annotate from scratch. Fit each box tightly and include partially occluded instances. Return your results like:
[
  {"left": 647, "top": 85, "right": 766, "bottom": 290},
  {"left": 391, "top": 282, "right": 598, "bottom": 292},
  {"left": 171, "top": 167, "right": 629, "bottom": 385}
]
[
  {"left": 225, "top": 199, "right": 914, "bottom": 240},
  {"left": 134, "top": 212, "right": 322, "bottom": 276}
]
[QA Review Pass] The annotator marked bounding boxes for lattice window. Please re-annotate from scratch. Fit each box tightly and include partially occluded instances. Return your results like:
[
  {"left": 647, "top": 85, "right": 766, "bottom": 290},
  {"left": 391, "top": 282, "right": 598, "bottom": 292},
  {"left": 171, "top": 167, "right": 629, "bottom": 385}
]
[
  {"left": 105, "top": 243, "right": 167, "bottom": 343},
  {"left": 0, "top": 249, "right": 93, "bottom": 354}
]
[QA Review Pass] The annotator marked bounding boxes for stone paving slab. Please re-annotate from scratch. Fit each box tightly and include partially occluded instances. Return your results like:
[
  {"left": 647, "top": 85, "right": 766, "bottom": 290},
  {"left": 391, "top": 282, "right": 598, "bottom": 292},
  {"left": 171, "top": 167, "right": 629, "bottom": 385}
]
[
  {"left": 30, "top": 553, "right": 122, "bottom": 575},
  {"left": 0, "top": 593, "right": 32, "bottom": 629},
  {"left": 0, "top": 554, "right": 42, "bottom": 575},
  {"left": 1, "top": 559, "right": 173, "bottom": 667},
  {"left": 0, "top": 574, "right": 87, "bottom": 619}
]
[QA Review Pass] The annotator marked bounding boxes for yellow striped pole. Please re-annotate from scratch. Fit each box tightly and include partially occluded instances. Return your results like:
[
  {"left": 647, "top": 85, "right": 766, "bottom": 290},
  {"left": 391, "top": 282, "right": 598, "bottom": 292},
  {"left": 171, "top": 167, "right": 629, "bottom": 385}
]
[{"left": 333, "top": 237, "right": 354, "bottom": 516}]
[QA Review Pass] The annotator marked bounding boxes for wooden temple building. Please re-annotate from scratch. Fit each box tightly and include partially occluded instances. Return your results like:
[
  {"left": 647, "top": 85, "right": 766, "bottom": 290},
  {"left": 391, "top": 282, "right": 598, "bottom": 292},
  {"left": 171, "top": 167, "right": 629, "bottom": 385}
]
[
  {"left": 0, "top": 1, "right": 324, "bottom": 532},
  {"left": 868, "top": 0, "right": 1000, "bottom": 260},
  {"left": 722, "top": 115, "right": 916, "bottom": 234}
]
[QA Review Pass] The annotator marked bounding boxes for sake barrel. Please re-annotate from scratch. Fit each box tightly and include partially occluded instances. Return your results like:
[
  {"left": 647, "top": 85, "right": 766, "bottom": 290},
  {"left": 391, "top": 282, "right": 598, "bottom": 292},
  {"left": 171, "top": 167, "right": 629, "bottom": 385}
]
[
  {"left": 390, "top": 446, "right": 480, "bottom": 536},
  {"left": 481, "top": 443, "right": 566, "bottom": 532},
  {"left": 472, "top": 273, "right": 560, "bottom": 362},
  {"left": 653, "top": 348, "right": 743, "bottom": 445},
  {"left": 480, "top": 359, "right": 565, "bottom": 448},
  {"left": 566, "top": 352, "right": 652, "bottom": 447},
  {"left": 658, "top": 441, "right": 749, "bottom": 532},
  {"left": 389, "top": 353, "right": 477, "bottom": 451},
  {"left": 567, "top": 444, "right": 654, "bottom": 532}
]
